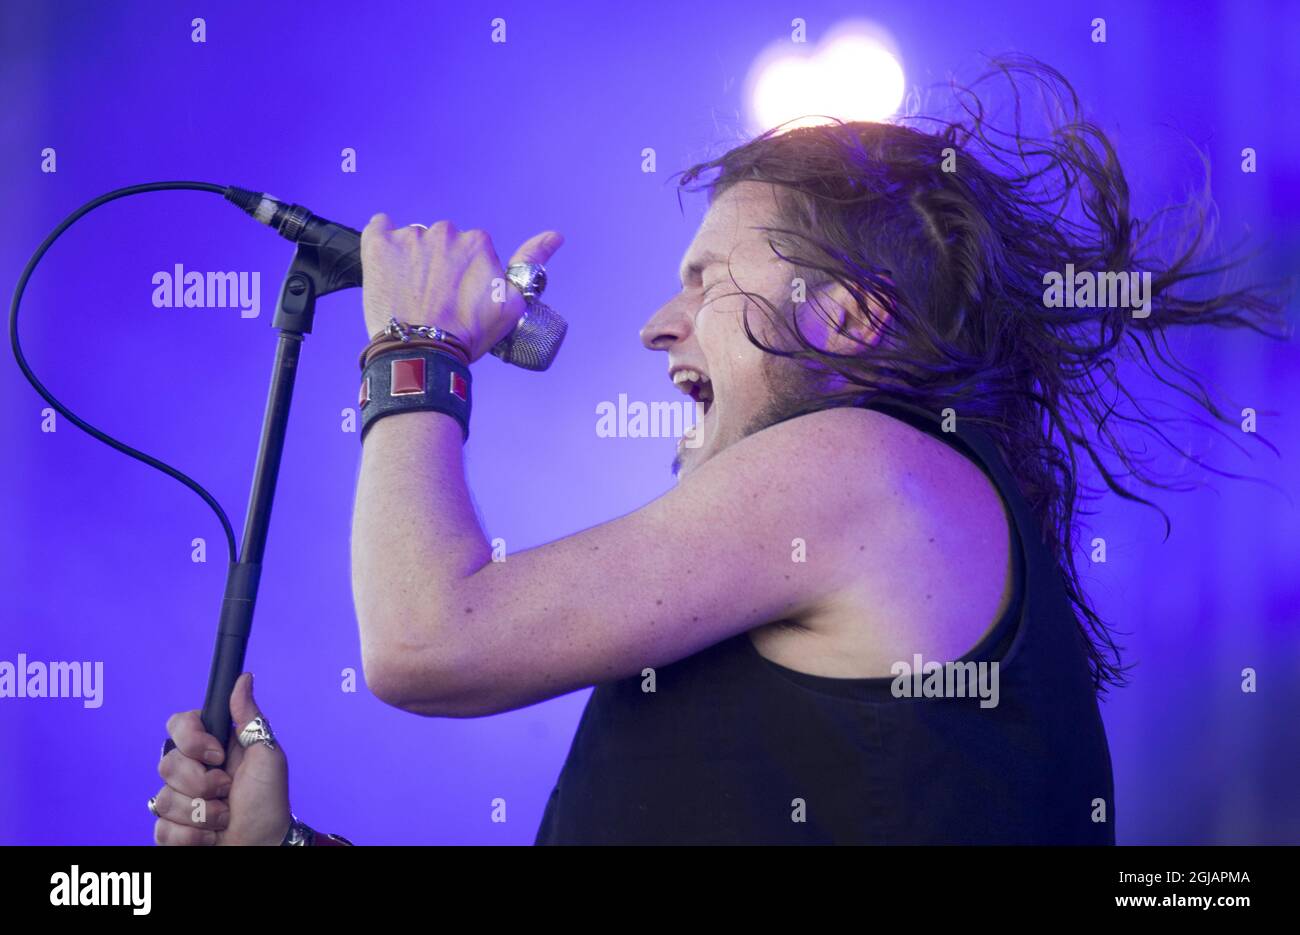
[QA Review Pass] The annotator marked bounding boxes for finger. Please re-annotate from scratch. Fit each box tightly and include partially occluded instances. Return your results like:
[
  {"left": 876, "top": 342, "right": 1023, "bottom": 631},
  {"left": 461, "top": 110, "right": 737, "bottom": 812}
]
[
  {"left": 229, "top": 672, "right": 262, "bottom": 730},
  {"left": 393, "top": 220, "right": 432, "bottom": 242},
  {"left": 508, "top": 230, "right": 564, "bottom": 268},
  {"left": 229, "top": 672, "right": 283, "bottom": 767},
  {"left": 154, "top": 817, "right": 217, "bottom": 847},
  {"left": 486, "top": 231, "right": 563, "bottom": 352},
  {"left": 362, "top": 213, "right": 397, "bottom": 253},
  {"left": 159, "top": 745, "right": 232, "bottom": 799},
  {"left": 462, "top": 229, "right": 507, "bottom": 295},
  {"left": 430, "top": 219, "right": 459, "bottom": 238},
  {"left": 165, "top": 709, "right": 225, "bottom": 766},
  {"left": 364, "top": 212, "right": 396, "bottom": 236},
  {"left": 152, "top": 785, "right": 231, "bottom": 831}
]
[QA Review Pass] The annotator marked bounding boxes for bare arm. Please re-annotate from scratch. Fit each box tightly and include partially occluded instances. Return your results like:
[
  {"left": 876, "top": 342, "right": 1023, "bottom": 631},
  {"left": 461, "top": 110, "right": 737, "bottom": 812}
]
[
  {"left": 350, "top": 409, "right": 491, "bottom": 704},
  {"left": 351, "top": 405, "right": 916, "bottom": 717}
]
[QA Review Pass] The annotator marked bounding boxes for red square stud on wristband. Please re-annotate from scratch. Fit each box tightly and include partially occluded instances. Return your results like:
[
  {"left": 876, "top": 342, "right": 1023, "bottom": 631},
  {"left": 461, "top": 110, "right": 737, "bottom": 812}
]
[
  {"left": 449, "top": 371, "right": 468, "bottom": 401},
  {"left": 390, "top": 357, "right": 425, "bottom": 396}
]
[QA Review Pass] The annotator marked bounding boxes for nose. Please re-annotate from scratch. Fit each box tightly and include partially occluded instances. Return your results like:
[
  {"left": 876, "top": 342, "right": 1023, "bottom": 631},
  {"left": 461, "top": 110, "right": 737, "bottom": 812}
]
[{"left": 639, "top": 294, "right": 693, "bottom": 352}]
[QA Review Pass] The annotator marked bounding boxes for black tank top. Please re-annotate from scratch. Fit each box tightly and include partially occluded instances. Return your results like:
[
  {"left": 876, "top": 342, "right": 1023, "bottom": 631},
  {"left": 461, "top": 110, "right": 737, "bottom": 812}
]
[{"left": 535, "top": 400, "right": 1116, "bottom": 845}]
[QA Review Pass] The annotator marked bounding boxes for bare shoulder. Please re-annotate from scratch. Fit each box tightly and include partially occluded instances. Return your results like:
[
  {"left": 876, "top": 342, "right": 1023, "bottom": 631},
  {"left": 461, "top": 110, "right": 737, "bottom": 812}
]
[
  {"left": 748, "top": 405, "right": 1016, "bottom": 677},
  {"left": 742, "top": 405, "right": 994, "bottom": 505},
  {"left": 696, "top": 405, "right": 923, "bottom": 495}
]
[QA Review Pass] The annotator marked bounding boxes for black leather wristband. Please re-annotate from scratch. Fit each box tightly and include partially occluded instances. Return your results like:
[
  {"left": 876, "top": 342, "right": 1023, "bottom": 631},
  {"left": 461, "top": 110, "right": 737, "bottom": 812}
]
[{"left": 359, "top": 346, "right": 471, "bottom": 443}]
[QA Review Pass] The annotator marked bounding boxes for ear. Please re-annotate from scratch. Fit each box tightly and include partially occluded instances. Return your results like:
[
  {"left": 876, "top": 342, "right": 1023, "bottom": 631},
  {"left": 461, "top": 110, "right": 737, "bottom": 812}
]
[{"left": 812, "top": 279, "right": 891, "bottom": 351}]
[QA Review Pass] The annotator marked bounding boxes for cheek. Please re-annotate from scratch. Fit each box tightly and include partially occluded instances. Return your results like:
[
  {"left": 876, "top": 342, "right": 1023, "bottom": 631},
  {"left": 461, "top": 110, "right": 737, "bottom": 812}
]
[
  {"left": 703, "top": 329, "right": 766, "bottom": 406},
  {"left": 696, "top": 294, "right": 755, "bottom": 356},
  {"left": 693, "top": 303, "right": 728, "bottom": 358}
]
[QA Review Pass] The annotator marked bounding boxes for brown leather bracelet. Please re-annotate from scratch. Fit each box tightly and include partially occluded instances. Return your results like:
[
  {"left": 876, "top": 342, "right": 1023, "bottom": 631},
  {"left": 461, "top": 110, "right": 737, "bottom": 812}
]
[
  {"left": 366, "top": 325, "right": 471, "bottom": 356},
  {"left": 359, "top": 337, "right": 469, "bottom": 370}
]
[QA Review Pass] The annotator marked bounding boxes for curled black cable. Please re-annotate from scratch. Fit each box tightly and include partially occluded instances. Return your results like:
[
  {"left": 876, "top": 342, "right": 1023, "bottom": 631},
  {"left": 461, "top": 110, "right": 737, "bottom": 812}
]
[{"left": 9, "top": 181, "right": 238, "bottom": 564}]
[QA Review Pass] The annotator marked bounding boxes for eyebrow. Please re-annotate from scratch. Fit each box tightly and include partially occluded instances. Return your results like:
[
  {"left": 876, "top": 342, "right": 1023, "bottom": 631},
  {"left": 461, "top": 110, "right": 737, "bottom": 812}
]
[{"left": 679, "top": 250, "right": 726, "bottom": 286}]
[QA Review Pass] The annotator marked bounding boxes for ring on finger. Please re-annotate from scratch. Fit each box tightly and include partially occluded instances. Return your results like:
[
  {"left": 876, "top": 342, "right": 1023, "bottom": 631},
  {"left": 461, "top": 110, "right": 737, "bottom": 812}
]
[
  {"left": 147, "top": 795, "right": 161, "bottom": 817},
  {"left": 238, "top": 715, "right": 278, "bottom": 751}
]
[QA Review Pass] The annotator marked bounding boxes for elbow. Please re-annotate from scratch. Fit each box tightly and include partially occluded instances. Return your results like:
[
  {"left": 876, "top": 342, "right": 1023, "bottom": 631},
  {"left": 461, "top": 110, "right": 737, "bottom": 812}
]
[
  {"left": 358, "top": 613, "right": 440, "bottom": 713},
  {"left": 361, "top": 628, "right": 498, "bottom": 718},
  {"left": 362, "top": 648, "right": 418, "bottom": 712},
  {"left": 363, "top": 643, "right": 444, "bottom": 715}
]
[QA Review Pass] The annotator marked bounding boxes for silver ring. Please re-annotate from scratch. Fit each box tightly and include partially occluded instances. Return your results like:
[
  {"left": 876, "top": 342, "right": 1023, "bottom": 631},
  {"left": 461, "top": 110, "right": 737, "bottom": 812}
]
[
  {"left": 147, "top": 795, "right": 161, "bottom": 817},
  {"left": 407, "top": 222, "right": 429, "bottom": 230},
  {"left": 237, "top": 715, "right": 277, "bottom": 751},
  {"left": 506, "top": 262, "right": 547, "bottom": 299}
]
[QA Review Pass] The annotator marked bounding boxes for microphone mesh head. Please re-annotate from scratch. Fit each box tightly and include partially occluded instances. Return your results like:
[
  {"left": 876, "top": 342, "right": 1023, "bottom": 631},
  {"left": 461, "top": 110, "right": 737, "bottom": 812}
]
[{"left": 489, "top": 300, "right": 567, "bottom": 371}]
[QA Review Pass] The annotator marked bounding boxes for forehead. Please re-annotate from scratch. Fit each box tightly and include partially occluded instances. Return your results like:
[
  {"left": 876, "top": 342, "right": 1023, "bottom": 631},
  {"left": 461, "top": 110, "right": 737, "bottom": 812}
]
[{"left": 679, "top": 181, "right": 782, "bottom": 278}]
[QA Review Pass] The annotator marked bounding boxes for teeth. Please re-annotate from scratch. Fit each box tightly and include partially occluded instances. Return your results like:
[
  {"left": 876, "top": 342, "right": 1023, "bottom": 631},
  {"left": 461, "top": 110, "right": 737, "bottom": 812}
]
[
  {"left": 671, "top": 369, "right": 710, "bottom": 388},
  {"left": 671, "top": 369, "right": 713, "bottom": 412}
]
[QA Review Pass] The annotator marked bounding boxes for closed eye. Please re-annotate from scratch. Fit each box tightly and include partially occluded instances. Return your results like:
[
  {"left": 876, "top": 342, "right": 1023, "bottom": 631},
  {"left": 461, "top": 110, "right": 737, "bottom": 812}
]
[{"left": 702, "top": 278, "right": 735, "bottom": 301}]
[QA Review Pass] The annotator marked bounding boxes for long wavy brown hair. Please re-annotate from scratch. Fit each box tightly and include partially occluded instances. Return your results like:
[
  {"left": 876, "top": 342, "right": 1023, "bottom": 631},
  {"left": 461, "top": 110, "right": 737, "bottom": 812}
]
[{"left": 672, "top": 55, "right": 1288, "bottom": 692}]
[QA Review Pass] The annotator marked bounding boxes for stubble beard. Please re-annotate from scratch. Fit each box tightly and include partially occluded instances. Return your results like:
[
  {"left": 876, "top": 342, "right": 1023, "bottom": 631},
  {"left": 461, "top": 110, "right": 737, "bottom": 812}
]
[{"left": 671, "top": 351, "right": 833, "bottom": 478}]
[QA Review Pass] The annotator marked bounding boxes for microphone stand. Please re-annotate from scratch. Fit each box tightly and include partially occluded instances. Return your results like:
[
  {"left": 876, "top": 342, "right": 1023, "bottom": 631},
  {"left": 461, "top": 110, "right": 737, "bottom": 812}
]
[
  {"left": 13, "top": 181, "right": 561, "bottom": 762},
  {"left": 198, "top": 227, "right": 362, "bottom": 747}
]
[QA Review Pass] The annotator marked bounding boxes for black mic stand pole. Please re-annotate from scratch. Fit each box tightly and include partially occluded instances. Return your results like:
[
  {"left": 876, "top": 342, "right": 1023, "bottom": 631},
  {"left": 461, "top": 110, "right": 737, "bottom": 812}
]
[{"left": 193, "top": 229, "right": 361, "bottom": 749}]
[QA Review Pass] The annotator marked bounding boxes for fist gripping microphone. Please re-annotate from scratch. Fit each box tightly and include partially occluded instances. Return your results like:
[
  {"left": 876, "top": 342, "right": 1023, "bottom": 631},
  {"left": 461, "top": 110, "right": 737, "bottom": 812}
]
[{"left": 223, "top": 186, "right": 567, "bottom": 370}]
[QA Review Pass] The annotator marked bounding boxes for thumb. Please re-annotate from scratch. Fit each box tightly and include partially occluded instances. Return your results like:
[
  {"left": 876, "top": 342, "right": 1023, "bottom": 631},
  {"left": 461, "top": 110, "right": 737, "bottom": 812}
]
[
  {"left": 229, "top": 672, "right": 262, "bottom": 728},
  {"left": 508, "top": 230, "right": 564, "bottom": 268}
]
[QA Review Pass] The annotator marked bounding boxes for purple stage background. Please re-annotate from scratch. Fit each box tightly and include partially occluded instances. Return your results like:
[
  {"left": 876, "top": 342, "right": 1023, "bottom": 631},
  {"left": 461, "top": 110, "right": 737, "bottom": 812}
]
[{"left": 2, "top": 0, "right": 1297, "bottom": 845}]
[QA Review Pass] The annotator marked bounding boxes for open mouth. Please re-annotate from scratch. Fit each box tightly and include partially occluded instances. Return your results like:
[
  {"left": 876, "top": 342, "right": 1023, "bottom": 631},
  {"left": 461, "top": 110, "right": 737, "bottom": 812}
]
[{"left": 671, "top": 367, "right": 713, "bottom": 417}]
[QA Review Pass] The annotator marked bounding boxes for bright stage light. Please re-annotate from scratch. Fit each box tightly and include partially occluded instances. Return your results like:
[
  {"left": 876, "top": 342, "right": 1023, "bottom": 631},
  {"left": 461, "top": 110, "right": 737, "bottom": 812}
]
[{"left": 746, "top": 22, "right": 905, "bottom": 133}]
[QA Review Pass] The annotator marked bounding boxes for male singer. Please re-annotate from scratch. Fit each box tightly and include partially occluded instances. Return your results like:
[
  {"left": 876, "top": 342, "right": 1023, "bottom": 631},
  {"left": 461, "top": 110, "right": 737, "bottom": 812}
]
[{"left": 164, "top": 89, "right": 1285, "bottom": 842}]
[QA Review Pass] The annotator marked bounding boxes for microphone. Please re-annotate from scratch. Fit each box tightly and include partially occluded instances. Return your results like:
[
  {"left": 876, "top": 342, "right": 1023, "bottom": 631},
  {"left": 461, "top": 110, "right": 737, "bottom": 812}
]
[{"left": 223, "top": 186, "right": 567, "bottom": 370}]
